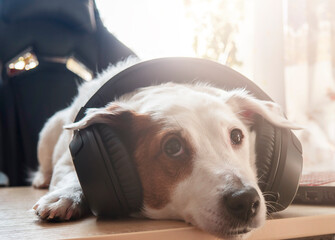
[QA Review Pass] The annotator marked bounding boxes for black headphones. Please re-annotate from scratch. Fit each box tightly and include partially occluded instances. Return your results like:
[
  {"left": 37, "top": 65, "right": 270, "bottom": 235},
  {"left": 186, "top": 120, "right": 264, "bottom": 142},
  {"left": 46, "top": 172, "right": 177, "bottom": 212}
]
[{"left": 69, "top": 57, "right": 303, "bottom": 217}]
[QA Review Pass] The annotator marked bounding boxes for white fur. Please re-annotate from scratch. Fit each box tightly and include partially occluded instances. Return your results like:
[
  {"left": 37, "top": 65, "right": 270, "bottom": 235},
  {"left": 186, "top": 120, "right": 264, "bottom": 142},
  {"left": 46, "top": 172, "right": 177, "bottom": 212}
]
[{"left": 32, "top": 60, "right": 299, "bottom": 239}]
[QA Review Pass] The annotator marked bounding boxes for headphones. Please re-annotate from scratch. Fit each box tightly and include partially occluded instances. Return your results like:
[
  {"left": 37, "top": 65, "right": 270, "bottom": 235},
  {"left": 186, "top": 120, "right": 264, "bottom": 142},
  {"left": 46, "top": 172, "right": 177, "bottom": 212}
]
[{"left": 69, "top": 57, "right": 303, "bottom": 217}]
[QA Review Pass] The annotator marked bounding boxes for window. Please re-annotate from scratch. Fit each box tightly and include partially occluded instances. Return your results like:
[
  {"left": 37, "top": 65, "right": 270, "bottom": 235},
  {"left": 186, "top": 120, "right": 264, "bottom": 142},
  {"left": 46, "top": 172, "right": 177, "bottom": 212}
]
[{"left": 96, "top": 0, "right": 335, "bottom": 173}]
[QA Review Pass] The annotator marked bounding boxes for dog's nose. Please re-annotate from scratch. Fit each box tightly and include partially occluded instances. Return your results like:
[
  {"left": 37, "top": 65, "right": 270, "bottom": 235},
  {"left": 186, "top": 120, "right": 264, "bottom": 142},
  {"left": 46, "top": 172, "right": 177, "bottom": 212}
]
[{"left": 224, "top": 187, "right": 260, "bottom": 222}]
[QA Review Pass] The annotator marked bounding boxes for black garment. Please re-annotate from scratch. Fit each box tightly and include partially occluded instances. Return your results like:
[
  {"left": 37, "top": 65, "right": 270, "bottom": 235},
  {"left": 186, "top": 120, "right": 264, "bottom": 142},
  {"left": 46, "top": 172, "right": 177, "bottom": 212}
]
[{"left": 0, "top": 0, "right": 136, "bottom": 185}]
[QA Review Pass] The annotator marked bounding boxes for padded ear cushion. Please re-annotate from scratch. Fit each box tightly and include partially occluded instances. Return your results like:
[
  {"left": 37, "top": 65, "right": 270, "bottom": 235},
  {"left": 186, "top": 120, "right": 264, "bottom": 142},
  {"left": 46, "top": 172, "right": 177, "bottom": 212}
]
[
  {"left": 253, "top": 115, "right": 278, "bottom": 194},
  {"left": 94, "top": 124, "right": 142, "bottom": 214}
]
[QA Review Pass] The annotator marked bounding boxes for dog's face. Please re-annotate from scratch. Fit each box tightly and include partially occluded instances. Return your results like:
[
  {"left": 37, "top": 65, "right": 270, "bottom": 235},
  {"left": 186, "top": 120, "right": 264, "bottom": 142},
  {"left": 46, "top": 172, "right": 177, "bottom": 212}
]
[{"left": 66, "top": 83, "right": 299, "bottom": 239}]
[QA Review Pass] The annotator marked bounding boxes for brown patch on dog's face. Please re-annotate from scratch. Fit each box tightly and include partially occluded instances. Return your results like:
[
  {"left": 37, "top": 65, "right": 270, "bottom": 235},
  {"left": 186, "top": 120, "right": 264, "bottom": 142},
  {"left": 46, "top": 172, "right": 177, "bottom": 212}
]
[
  {"left": 73, "top": 105, "right": 195, "bottom": 211},
  {"left": 130, "top": 118, "right": 194, "bottom": 210}
]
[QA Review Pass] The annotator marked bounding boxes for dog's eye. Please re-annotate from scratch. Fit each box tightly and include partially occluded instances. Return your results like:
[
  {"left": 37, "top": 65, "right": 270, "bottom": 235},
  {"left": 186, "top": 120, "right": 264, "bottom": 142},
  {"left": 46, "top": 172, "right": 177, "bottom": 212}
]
[
  {"left": 163, "top": 136, "right": 184, "bottom": 158},
  {"left": 230, "top": 128, "right": 244, "bottom": 145}
]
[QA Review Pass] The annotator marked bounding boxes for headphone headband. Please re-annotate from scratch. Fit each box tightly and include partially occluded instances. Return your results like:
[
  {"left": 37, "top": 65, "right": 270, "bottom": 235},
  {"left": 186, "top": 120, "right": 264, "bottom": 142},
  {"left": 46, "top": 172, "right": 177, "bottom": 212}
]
[{"left": 75, "top": 57, "right": 271, "bottom": 122}]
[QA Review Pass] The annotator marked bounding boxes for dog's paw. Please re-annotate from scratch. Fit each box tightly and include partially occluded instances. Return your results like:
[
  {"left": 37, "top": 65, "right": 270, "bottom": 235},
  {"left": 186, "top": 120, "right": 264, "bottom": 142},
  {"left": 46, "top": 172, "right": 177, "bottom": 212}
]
[
  {"left": 32, "top": 171, "right": 51, "bottom": 189},
  {"left": 33, "top": 188, "right": 87, "bottom": 221}
]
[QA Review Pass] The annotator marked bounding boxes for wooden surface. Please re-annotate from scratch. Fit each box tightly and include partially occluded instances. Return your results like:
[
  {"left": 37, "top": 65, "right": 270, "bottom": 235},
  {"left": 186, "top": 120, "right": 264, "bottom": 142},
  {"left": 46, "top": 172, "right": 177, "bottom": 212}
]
[{"left": 1, "top": 187, "right": 335, "bottom": 240}]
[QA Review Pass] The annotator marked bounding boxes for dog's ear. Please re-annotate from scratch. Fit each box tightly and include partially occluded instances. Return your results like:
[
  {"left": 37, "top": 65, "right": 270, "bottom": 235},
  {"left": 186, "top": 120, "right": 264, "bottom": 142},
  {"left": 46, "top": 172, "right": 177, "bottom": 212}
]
[
  {"left": 64, "top": 104, "right": 154, "bottom": 155},
  {"left": 64, "top": 104, "right": 139, "bottom": 131},
  {"left": 226, "top": 89, "right": 301, "bottom": 129}
]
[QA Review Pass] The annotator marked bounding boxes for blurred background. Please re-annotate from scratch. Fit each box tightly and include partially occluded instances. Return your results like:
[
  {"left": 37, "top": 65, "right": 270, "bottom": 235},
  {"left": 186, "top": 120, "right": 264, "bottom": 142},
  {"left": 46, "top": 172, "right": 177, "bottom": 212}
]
[{"left": 96, "top": 0, "right": 335, "bottom": 173}]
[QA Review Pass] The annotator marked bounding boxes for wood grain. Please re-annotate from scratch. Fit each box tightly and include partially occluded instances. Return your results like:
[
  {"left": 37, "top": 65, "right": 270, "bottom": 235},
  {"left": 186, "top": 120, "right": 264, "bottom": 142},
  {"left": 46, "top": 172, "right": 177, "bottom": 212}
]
[
  {"left": 0, "top": 187, "right": 195, "bottom": 239},
  {"left": 1, "top": 187, "right": 335, "bottom": 240}
]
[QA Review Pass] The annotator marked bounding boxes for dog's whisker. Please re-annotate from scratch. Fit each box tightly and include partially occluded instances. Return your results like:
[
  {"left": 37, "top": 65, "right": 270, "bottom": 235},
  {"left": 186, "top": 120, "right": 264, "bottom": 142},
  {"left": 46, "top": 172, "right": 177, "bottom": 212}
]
[
  {"left": 265, "top": 204, "right": 278, "bottom": 217},
  {"left": 257, "top": 177, "right": 265, "bottom": 183},
  {"left": 257, "top": 174, "right": 268, "bottom": 186},
  {"left": 263, "top": 190, "right": 286, "bottom": 216},
  {"left": 171, "top": 116, "right": 183, "bottom": 130},
  {"left": 265, "top": 201, "right": 277, "bottom": 211},
  {"left": 269, "top": 200, "right": 285, "bottom": 211},
  {"left": 263, "top": 192, "right": 277, "bottom": 198},
  {"left": 261, "top": 191, "right": 285, "bottom": 216}
]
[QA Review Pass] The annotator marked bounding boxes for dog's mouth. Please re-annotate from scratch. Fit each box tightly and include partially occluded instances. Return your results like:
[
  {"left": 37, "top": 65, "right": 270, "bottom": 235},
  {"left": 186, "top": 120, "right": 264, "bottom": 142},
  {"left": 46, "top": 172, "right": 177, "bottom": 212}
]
[
  {"left": 226, "top": 227, "right": 252, "bottom": 236},
  {"left": 197, "top": 216, "right": 255, "bottom": 239},
  {"left": 196, "top": 206, "right": 261, "bottom": 239},
  {"left": 206, "top": 226, "right": 253, "bottom": 240}
]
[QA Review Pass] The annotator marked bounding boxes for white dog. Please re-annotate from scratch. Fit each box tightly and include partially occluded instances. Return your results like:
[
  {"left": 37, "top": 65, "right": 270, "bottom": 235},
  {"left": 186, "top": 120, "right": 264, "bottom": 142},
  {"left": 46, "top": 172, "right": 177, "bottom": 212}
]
[{"left": 32, "top": 60, "right": 299, "bottom": 239}]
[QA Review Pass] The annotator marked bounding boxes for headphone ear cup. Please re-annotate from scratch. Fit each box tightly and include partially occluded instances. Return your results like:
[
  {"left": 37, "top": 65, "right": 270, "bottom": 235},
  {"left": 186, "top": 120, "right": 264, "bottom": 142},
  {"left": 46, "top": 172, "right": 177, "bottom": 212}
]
[
  {"left": 253, "top": 116, "right": 278, "bottom": 194},
  {"left": 95, "top": 124, "right": 142, "bottom": 215}
]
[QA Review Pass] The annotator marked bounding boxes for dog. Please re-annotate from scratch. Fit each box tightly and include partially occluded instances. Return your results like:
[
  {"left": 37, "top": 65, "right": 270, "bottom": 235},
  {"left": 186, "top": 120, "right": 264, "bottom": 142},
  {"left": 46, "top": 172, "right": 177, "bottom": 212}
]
[{"left": 32, "top": 59, "right": 299, "bottom": 239}]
